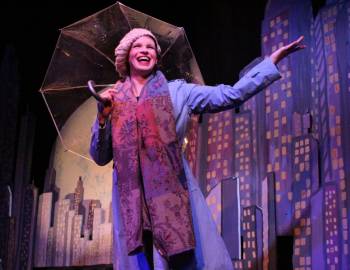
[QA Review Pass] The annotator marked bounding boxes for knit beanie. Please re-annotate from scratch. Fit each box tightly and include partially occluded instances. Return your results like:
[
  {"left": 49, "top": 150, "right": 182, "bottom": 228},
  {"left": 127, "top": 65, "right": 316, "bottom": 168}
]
[{"left": 115, "top": 28, "right": 161, "bottom": 78}]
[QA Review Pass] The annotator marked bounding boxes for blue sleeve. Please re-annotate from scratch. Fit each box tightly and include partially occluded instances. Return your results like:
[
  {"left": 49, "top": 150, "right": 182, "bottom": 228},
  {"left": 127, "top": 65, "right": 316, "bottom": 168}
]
[
  {"left": 180, "top": 58, "right": 281, "bottom": 114},
  {"left": 89, "top": 118, "right": 113, "bottom": 166}
]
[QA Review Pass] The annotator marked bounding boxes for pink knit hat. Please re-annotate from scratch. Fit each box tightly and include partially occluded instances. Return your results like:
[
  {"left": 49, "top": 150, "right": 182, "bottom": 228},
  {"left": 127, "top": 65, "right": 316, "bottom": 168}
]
[{"left": 115, "top": 28, "right": 161, "bottom": 78}]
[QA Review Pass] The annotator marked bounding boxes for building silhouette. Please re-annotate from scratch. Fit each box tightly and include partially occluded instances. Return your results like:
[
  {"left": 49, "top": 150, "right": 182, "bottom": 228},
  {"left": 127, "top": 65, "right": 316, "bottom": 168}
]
[{"left": 34, "top": 177, "right": 113, "bottom": 267}]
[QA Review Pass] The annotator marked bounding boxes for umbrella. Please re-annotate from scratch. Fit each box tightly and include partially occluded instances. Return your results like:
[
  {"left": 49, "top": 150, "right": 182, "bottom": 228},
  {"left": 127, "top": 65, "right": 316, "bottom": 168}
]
[{"left": 39, "top": 1, "right": 204, "bottom": 160}]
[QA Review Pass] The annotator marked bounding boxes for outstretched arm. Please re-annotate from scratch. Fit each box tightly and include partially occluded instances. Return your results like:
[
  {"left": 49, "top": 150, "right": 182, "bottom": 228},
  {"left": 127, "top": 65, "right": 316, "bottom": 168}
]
[
  {"left": 181, "top": 57, "right": 281, "bottom": 114},
  {"left": 176, "top": 36, "right": 305, "bottom": 114}
]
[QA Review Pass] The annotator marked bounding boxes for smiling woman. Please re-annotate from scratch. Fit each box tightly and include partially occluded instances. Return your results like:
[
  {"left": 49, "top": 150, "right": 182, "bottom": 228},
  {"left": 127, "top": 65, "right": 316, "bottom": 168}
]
[
  {"left": 89, "top": 24, "right": 304, "bottom": 269},
  {"left": 128, "top": 36, "right": 159, "bottom": 83}
]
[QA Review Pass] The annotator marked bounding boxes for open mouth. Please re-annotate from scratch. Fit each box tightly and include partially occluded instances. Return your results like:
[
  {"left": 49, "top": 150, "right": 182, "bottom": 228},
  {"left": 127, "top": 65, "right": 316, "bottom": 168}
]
[{"left": 137, "top": 56, "right": 150, "bottom": 63}]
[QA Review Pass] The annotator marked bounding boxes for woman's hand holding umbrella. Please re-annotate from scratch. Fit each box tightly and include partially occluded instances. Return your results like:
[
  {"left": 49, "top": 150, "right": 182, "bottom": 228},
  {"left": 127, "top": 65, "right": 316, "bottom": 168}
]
[
  {"left": 87, "top": 80, "right": 113, "bottom": 126},
  {"left": 97, "top": 90, "right": 114, "bottom": 127}
]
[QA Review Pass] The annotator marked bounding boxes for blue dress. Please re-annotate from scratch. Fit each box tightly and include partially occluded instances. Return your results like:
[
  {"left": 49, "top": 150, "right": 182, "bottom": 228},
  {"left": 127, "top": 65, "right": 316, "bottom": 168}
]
[{"left": 90, "top": 58, "right": 281, "bottom": 270}]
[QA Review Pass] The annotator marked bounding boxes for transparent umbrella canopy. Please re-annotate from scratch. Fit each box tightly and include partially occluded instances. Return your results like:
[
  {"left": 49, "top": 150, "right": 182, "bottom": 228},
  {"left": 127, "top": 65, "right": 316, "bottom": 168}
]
[{"left": 39, "top": 1, "right": 204, "bottom": 160}]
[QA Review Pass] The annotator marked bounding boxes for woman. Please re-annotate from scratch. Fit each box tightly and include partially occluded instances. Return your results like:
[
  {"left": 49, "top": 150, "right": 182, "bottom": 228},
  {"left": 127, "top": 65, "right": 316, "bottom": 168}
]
[{"left": 90, "top": 28, "right": 305, "bottom": 270}]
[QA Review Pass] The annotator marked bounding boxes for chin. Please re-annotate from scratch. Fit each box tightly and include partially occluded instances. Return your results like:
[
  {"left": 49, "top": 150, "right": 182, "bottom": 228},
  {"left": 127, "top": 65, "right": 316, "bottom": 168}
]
[{"left": 138, "top": 68, "right": 156, "bottom": 75}]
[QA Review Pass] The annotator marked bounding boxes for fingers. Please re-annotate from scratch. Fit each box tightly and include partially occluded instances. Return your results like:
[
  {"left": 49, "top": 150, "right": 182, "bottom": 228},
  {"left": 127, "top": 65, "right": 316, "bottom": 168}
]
[
  {"left": 286, "top": 38, "right": 300, "bottom": 49},
  {"left": 289, "top": 36, "right": 304, "bottom": 46},
  {"left": 270, "top": 35, "right": 306, "bottom": 64},
  {"left": 292, "top": 36, "right": 305, "bottom": 48},
  {"left": 294, "top": 36, "right": 306, "bottom": 50},
  {"left": 283, "top": 36, "right": 306, "bottom": 54},
  {"left": 100, "top": 89, "right": 114, "bottom": 100},
  {"left": 98, "top": 89, "right": 114, "bottom": 113},
  {"left": 295, "top": 35, "right": 304, "bottom": 44},
  {"left": 99, "top": 90, "right": 114, "bottom": 107}
]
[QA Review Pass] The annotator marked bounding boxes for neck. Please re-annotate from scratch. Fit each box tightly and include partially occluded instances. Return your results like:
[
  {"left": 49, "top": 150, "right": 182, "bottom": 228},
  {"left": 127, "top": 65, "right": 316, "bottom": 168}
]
[
  {"left": 130, "top": 74, "right": 151, "bottom": 97},
  {"left": 130, "top": 74, "right": 149, "bottom": 84}
]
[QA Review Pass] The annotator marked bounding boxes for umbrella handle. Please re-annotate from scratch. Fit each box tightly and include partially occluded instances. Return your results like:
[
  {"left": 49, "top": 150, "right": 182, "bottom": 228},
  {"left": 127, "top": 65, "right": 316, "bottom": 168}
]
[{"left": 87, "top": 80, "right": 111, "bottom": 106}]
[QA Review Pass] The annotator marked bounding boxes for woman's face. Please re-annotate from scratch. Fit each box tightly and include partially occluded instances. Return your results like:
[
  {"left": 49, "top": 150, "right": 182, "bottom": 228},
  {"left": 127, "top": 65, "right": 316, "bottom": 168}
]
[{"left": 128, "top": 35, "right": 158, "bottom": 77}]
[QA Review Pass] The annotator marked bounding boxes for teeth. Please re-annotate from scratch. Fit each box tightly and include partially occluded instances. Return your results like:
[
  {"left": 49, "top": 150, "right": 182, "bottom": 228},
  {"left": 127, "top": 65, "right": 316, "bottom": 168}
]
[{"left": 137, "top": 56, "right": 150, "bottom": 61}]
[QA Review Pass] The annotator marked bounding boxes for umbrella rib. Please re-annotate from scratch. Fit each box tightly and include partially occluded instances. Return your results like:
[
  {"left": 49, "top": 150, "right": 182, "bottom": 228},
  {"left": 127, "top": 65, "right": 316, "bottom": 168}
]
[
  {"left": 120, "top": 2, "right": 178, "bottom": 30},
  {"left": 160, "top": 28, "right": 205, "bottom": 84},
  {"left": 39, "top": 34, "right": 67, "bottom": 92},
  {"left": 41, "top": 91, "right": 67, "bottom": 145},
  {"left": 64, "top": 149, "right": 96, "bottom": 163},
  {"left": 160, "top": 27, "right": 183, "bottom": 58},
  {"left": 119, "top": 2, "right": 182, "bottom": 54},
  {"left": 40, "top": 84, "right": 114, "bottom": 93},
  {"left": 41, "top": 91, "right": 105, "bottom": 163},
  {"left": 61, "top": 31, "right": 115, "bottom": 67},
  {"left": 119, "top": 2, "right": 132, "bottom": 29},
  {"left": 61, "top": 3, "right": 118, "bottom": 30},
  {"left": 39, "top": 32, "right": 115, "bottom": 93}
]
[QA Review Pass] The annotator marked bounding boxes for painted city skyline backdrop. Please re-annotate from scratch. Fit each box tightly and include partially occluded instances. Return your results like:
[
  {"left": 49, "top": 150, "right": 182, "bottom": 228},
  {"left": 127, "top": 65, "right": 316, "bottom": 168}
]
[
  {"left": 35, "top": 175, "right": 113, "bottom": 267},
  {"left": 33, "top": 0, "right": 350, "bottom": 269}
]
